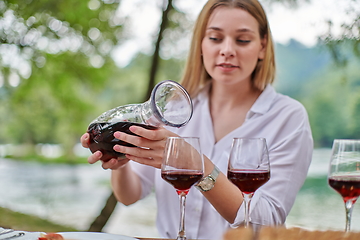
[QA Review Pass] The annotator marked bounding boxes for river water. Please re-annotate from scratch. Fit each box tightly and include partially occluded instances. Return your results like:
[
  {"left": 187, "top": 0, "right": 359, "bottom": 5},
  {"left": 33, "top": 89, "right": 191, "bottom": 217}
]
[{"left": 1, "top": 148, "right": 360, "bottom": 238}]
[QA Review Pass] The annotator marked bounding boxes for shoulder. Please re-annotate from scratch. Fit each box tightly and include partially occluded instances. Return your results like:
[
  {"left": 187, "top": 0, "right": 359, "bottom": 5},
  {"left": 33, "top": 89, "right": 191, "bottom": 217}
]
[
  {"left": 260, "top": 87, "right": 313, "bottom": 147},
  {"left": 258, "top": 85, "right": 311, "bottom": 132},
  {"left": 263, "top": 85, "right": 307, "bottom": 114},
  {"left": 270, "top": 93, "right": 312, "bottom": 140},
  {"left": 255, "top": 84, "right": 309, "bottom": 120},
  {"left": 273, "top": 92, "right": 308, "bottom": 118}
]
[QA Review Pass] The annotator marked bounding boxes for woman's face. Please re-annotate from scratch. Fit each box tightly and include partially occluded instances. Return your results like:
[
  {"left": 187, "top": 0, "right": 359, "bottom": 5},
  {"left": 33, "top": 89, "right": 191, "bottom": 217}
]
[{"left": 201, "top": 7, "right": 266, "bottom": 86}]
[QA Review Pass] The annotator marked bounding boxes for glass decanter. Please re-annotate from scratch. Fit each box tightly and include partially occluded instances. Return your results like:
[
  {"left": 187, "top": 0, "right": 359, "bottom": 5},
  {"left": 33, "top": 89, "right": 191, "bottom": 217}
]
[{"left": 87, "top": 80, "right": 193, "bottom": 161}]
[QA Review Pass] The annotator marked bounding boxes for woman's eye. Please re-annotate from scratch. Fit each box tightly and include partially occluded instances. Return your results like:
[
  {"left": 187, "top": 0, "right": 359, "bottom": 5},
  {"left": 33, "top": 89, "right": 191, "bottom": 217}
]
[
  {"left": 237, "top": 39, "right": 251, "bottom": 43},
  {"left": 209, "top": 37, "right": 220, "bottom": 41}
]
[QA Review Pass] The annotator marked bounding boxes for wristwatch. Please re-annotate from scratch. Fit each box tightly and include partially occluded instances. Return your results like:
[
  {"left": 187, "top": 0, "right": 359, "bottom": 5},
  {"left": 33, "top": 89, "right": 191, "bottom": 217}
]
[{"left": 195, "top": 165, "right": 220, "bottom": 192}]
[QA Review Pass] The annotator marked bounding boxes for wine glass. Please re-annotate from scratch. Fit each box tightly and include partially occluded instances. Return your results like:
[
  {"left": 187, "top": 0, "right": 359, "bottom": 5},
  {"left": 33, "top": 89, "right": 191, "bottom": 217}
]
[
  {"left": 328, "top": 139, "right": 360, "bottom": 232},
  {"left": 161, "top": 137, "right": 204, "bottom": 240},
  {"left": 227, "top": 138, "right": 270, "bottom": 228}
]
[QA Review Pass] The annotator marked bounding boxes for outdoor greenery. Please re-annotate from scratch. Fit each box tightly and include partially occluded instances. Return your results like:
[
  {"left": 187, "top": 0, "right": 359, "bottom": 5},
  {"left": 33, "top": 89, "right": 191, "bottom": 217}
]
[
  {"left": 274, "top": 40, "right": 360, "bottom": 148},
  {"left": 1, "top": 0, "right": 360, "bottom": 153},
  {"left": 0, "top": 207, "right": 78, "bottom": 232}
]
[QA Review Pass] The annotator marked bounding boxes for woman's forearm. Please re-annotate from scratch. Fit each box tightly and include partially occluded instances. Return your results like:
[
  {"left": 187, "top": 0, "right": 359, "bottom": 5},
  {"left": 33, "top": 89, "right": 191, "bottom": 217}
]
[
  {"left": 111, "top": 163, "right": 142, "bottom": 206},
  {"left": 201, "top": 157, "right": 243, "bottom": 223}
]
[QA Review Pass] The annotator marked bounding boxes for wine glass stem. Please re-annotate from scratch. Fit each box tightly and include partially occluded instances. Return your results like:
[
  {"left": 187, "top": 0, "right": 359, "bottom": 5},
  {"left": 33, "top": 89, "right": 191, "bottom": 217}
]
[
  {"left": 177, "top": 191, "right": 187, "bottom": 240},
  {"left": 344, "top": 199, "right": 355, "bottom": 232},
  {"left": 243, "top": 193, "right": 254, "bottom": 228}
]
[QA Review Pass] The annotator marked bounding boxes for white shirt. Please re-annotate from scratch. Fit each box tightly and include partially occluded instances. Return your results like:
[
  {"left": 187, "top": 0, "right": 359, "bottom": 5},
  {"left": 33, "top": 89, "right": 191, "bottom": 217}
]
[{"left": 130, "top": 84, "right": 313, "bottom": 240}]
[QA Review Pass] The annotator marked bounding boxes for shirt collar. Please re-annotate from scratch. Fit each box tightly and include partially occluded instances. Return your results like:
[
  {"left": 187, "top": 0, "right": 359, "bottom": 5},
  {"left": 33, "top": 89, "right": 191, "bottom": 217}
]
[
  {"left": 194, "top": 81, "right": 212, "bottom": 103},
  {"left": 249, "top": 84, "right": 277, "bottom": 115},
  {"left": 194, "top": 82, "right": 276, "bottom": 116}
]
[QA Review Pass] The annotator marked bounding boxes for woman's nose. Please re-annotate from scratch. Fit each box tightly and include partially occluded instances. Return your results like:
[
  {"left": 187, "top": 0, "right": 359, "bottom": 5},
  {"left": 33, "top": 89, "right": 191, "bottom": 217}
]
[{"left": 220, "top": 39, "right": 235, "bottom": 57}]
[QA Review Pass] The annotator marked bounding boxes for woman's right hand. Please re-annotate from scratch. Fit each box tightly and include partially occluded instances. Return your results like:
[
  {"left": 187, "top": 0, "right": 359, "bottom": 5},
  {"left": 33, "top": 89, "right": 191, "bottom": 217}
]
[{"left": 80, "top": 133, "right": 130, "bottom": 170}]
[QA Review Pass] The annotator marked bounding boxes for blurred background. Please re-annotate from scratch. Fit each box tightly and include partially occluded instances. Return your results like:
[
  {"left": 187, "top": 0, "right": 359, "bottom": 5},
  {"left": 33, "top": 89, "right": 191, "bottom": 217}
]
[{"left": 1, "top": 0, "right": 360, "bottom": 238}]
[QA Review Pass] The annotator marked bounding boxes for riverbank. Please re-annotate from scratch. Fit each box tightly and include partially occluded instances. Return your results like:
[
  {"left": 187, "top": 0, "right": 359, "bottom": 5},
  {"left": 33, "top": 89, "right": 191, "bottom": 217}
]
[
  {"left": 2, "top": 155, "right": 88, "bottom": 165},
  {"left": 0, "top": 207, "right": 78, "bottom": 232}
]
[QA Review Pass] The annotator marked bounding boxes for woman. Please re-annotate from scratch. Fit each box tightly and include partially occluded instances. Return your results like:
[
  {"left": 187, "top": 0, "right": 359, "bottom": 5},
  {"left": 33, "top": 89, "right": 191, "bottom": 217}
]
[{"left": 81, "top": 0, "right": 313, "bottom": 239}]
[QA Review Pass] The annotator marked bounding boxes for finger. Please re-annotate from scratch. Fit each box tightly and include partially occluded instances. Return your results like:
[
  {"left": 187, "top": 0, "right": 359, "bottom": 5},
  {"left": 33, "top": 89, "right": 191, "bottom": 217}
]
[
  {"left": 129, "top": 125, "right": 166, "bottom": 141},
  {"left": 115, "top": 143, "right": 164, "bottom": 163},
  {"left": 114, "top": 131, "right": 155, "bottom": 150},
  {"left": 102, "top": 158, "right": 130, "bottom": 170},
  {"left": 126, "top": 154, "right": 162, "bottom": 169},
  {"left": 114, "top": 144, "right": 149, "bottom": 158},
  {"left": 80, "top": 133, "right": 90, "bottom": 148},
  {"left": 102, "top": 158, "right": 118, "bottom": 170},
  {"left": 88, "top": 151, "right": 102, "bottom": 164}
]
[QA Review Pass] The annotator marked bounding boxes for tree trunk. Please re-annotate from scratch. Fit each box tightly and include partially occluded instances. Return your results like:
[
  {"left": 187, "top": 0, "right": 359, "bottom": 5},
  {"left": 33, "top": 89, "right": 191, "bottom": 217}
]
[
  {"left": 87, "top": 0, "right": 174, "bottom": 232},
  {"left": 144, "top": 0, "right": 174, "bottom": 101},
  {"left": 87, "top": 192, "right": 118, "bottom": 232}
]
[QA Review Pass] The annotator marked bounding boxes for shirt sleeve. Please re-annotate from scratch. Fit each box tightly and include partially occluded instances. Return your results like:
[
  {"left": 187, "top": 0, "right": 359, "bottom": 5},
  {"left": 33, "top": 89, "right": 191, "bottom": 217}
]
[
  {"left": 232, "top": 102, "right": 314, "bottom": 226},
  {"left": 130, "top": 161, "right": 156, "bottom": 199}
]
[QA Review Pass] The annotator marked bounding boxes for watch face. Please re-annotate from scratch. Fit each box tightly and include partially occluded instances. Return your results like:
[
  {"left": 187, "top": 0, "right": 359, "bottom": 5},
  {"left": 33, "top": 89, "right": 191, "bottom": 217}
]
[{"left": 200, "top": 177, "right": 214, "bottom": 190}]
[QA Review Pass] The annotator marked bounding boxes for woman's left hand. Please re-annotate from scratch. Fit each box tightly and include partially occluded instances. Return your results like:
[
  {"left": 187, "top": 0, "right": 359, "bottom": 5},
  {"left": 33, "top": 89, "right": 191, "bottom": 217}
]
[{"left": 113, "top": 126, "right": 178, "bottom": 169}]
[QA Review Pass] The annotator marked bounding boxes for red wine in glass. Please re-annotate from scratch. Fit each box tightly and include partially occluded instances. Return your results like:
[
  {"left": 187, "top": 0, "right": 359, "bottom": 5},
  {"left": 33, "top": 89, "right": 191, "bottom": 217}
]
[
  {"left": 162, "top": 170, "right": 203, "bottom": 194},
  {"left": 328, "top": 176, "right": 360, "bottom": 203},
  {"left": 227, "top": 138, "right": 270, "bottom": 228},
  {"left": 328, "top": 139, "right": 360, "bottom": 232},
  {"left": 228, "top": 170, "right": 270, "bottom": 194},
  {"left": 161, "top": 137, "right": 204, "bottom": 240},
  {"left": 87, "top": 121, "right": 157, "bottom": 162}
]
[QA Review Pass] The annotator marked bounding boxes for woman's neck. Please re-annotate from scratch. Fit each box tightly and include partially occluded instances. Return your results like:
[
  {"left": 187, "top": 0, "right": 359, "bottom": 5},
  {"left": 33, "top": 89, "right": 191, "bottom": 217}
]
[
  {"left": 209, "top": 81, "right": 261, "bottom": 111},
  {"left": 208, "top": 80, "right": 262, "bottom": 142}
]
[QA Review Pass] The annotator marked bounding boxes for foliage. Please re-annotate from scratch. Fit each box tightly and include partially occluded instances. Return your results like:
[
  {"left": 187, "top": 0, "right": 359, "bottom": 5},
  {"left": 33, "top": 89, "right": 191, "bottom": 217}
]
[
  {"left": 0, "top": 0, "right": 124, "bottom": 153},
  {"left": 300, "top": 56, "right": 360, "bottom": 147},
  {"left": 273, "top": 39, "right": 360, "bottom": 147},
  {"left": 320, "top": 9, "right": 360, "bottom": 67},
  {"left": 1, "top": 0, "right": 360, "bottom": 154},
  {"left": 274, "top": 40, "right": 331, "bottom": 98}
]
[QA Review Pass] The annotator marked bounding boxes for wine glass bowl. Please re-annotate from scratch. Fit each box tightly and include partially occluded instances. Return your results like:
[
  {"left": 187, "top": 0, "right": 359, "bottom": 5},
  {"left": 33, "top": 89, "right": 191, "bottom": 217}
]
[
  {"left": 328, "top": 139, "right": 360, "bottom": 232},
  {"left": 227, "top": 170, "right": 270, "bottom": 195},
  {"left": 227, "top": 138, "right": 270, "bottom": 228},
  {"left": 161, "top": 169, "right": 203, "bottom": 195},
  {"left": 161, "top": 137, "right": 204, "bottom": 240}
]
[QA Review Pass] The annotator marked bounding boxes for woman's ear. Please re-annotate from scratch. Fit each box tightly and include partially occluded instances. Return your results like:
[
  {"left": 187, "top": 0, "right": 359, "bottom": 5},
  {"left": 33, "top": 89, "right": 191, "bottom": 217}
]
[{"left": 258, "top": 35, "right": 267, "bottom": 60}]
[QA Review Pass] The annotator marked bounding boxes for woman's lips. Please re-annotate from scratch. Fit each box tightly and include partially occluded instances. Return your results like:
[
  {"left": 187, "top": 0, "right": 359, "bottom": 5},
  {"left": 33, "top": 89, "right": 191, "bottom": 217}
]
[{"left": 216, "top": 63, "right": 239, "bottom": 71}]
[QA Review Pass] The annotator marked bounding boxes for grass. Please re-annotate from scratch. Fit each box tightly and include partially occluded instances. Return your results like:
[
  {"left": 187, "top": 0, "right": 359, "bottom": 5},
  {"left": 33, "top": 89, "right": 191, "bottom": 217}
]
[
  {"left": 4, "top": 155, "right": 88, "bottom": 165},
  {"left": 0, "top": 207, "right": 79, "bottom": 233}
]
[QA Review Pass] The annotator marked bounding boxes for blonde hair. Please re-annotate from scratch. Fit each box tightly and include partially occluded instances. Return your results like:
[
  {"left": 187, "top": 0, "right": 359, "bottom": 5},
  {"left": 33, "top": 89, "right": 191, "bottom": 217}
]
[{"left": 180, "top": 0, "right": 276, "bottom": 97}]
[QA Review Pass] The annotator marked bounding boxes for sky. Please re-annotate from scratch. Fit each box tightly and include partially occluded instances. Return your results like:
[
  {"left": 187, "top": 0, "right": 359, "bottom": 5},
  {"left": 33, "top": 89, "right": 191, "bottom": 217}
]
[{"left": 112, "top": 0, "right": 356, "bottom": 67}]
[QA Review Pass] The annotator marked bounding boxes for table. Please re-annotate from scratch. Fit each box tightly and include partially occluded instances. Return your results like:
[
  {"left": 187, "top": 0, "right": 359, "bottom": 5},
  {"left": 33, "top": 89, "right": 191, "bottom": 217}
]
[
  {"left": 223, "top": 226, "right": 360, "bottom": 240},
  {"left": 2, "top": 227, "right": 360, "bottom": 240},
  {"left": 0, "top": 229, "right": 172, "bottom": 240}
]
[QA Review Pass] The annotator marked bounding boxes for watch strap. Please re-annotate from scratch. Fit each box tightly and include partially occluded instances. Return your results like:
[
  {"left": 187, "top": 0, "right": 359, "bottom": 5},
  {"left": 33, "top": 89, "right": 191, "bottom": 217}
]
[{"left": 210, "top": 165, "right": 220, "bottom": 180}]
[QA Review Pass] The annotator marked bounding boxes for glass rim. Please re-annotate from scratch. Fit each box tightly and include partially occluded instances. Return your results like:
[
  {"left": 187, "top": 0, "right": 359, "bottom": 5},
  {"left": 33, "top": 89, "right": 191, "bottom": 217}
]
[
  {"left": 166, "top": 136, "right": 200, "bottom": 140},
  {"left": 333, "top": 139, "right": 360, "bottom": 142},
  {"left": 232, "top": 137, "right": 266, "bottom": 141},
  {"left": 233, "top": 137, "right": 266, "bottom": 139},
  {"left": 150, "top": 80, "right": 193, "bottom": 128}
]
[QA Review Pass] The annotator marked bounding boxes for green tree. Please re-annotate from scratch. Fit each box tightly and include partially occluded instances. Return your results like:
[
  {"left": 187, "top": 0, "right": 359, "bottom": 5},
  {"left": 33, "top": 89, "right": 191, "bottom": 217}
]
[
  {"left": 0, "top": 0, "right": 123, "bottom": 155},
  {"left": 306, "top": 93, "right": 348, "bottom": 147},
  {"left": 349, "top": 95, "right": 360, "bottom": 138}
]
